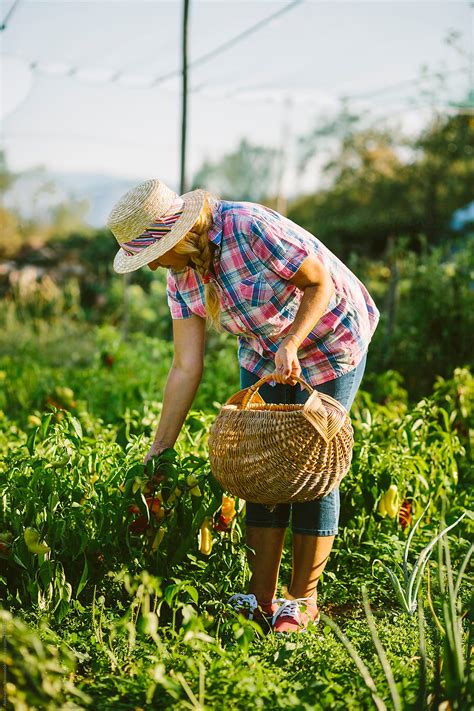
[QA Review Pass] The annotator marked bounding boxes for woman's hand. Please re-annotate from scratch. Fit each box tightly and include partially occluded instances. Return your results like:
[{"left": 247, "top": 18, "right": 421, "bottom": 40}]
[
  {"left": 274, "top": 337, "right": 302, "bottom": 384},
  {"left": 143, "top": 444, "right": 169, "bottom": 491},
  {"left": 144, "top": 443, "right": 167, "bottom": 467}
]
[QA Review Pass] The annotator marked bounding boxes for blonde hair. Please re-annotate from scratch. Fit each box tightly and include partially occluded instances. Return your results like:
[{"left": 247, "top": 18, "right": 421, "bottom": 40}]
[{"left": 174, "top": 193, "right": 222, "bottom": 331}]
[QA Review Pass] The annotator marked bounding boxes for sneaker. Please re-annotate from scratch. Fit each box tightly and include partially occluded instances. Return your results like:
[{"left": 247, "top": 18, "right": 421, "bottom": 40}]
[
  {"left": 272, "top": 597, "right": 320, "bottom": 634},
  {"left": 228, "top": 593, "right": 278, "bottom": 632}
]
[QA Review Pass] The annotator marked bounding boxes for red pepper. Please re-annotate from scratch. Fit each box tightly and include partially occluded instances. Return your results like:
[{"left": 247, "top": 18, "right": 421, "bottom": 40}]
[
  {"left": 214, "top": 513, "right": 231, "bottom": 532},
  {"left": 102, "top": 353, "right": 114, "bottom": 368},
  {"left": 398, "top": 499, "right": 412, "bottom": 530},
  {"left": 128, "top": 496, "right": 164, "bottom": 534},
  {"left": 129, "top": 515, "right": 149, "bottom": 534},
  {"left": 0, "top": 542, "right": 11, "bottom": 558}
]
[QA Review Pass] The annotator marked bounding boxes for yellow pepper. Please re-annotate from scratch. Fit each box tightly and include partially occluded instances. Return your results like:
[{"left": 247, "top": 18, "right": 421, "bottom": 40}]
[
  {"left": 451, "top": 466, "right": 458, "bottom": 485},
  {"left": 199, "top": 518, "right": 213, "bottom": 556},
  {"left": 378, "top": 485, "right": 399, "bottom": 519},
  {"left": 132, "top": 480, "right": 141, "bottom": 494},
  {"left": 151, "top": 528, "right": 165, "bottom": 551},
  {"left": 186, "top": 474, "right": 199, "bottom": 487}
]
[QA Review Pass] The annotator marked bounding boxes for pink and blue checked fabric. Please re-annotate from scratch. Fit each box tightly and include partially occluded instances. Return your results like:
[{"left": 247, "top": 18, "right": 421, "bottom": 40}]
[{"left": 166, "top": 200, "right": 380, "bottom": 385}]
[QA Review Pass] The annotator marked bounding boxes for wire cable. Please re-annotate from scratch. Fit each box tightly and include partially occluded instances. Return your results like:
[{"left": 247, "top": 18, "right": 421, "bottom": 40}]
[
  {"left": 0, "top": 0, "right": 21, "bottom": 31},
  {"left": 11, "top": 0, "right": 304, "bottom": 90},
  {"left": 189, "top": 66, "right": 469, "bottom": 102},
  {"left": 150, "top": 0, "right": 304, "bottom": 86}
]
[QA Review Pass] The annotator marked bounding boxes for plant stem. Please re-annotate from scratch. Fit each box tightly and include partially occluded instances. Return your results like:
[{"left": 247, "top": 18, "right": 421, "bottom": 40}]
[
  {"left": 426, "top": 564, "right": 445, "bottom": 635},
  {"left": 362, "top": 585, "right": 402, "bottom": 711},
  {"left": 319, "top": 611, "right": 387, "bottom": 711}
]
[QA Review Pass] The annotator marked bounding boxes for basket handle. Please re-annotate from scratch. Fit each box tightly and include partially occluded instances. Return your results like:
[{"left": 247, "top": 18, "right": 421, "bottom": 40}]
[{"left": 241, "top": 373, "right": 314, "bottom": 409}]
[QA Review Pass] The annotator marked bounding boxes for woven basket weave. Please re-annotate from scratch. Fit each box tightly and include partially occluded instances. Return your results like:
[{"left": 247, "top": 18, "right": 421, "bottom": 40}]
[{"left": 208, "top": 374, "right": 354, "bottom": 506}]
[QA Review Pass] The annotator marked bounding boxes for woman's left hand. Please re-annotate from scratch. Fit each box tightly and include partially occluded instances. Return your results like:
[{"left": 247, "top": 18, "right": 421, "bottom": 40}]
[{"left": 274, "top": 338, "right": 302, "bottom": 384}]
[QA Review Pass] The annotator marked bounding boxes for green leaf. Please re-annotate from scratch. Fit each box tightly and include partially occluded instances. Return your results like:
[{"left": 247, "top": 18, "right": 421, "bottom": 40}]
[
  {"left": 26, "top": 428, "right": 38, "bottom": 455},
  {"left": 373, "top": 559, "right": 410, "bottom": 614},
  {"left": 164, "top": 584, "right": 179, "bottom": 605},
  {"left": 56, "top": 599, "right": 70, "bottom": 623},
  {"left": 69, "top": 416, "right": 83, "bottom": 439},
  {"left": 41, "top": 413, "right": 54, "bottom": 439},
  {"left": 208, "top": 473, "right": 223, "bottom": 501},
  {"left": 407, "top": 512, "right": 467, "bottom": 604},
  {"left": 184, "top": 584, "right": 199, "bottom": 605},
  {"left": 38, "top": 560, "right": 52, "bottom": 588},
  {"left": 77, "top": 556, "right": 89, "bottom": 597},
  {"left": 454, "top": 543, "right": 474, "bottom": 599}
]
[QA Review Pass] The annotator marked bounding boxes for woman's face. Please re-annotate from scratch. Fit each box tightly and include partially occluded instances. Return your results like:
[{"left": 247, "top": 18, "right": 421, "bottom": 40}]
[{"left": 148, "top": 246, "right": 190, "bottom": 271}]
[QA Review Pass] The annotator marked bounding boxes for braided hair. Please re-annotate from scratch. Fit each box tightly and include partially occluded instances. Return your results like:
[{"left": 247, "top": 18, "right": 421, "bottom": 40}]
[{"left": 174, "top": 193, "right": 222, "bottom": 331}]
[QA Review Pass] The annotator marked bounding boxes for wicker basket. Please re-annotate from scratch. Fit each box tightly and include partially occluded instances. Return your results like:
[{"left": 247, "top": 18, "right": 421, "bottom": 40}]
[{"left": 208, "top": 374, "right": 354, "bottom": 505}]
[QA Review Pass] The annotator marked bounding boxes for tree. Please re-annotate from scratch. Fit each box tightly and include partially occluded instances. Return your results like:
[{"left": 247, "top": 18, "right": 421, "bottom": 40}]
[
  {"left": 192, "top": 138, "right": 282, "bottom": 202},
  {"left": 407, "top": 113, "right": 474, "bottom": 244},
  {"left": 289, "top": 108, "right": 473, "bottom": 259},
  {"left": 0, "top": 151, "right": 92, "bottom": 259},
  {"left": 0, "top": 150, "right": 18, "bottom": 195}
]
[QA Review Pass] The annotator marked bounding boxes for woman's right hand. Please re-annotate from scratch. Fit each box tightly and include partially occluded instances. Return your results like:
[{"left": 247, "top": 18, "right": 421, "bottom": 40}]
[
  {"left": 143, "top": 445, "right": 169, "bottom": 492},
  {"left": 143, "top": 443, "right": 166, "bottom": 467}
]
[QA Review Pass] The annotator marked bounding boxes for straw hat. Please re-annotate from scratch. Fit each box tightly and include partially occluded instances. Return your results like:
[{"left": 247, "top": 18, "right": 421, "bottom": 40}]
[{"left": 107, "top": 179, "right": 206, "bottom": 274}]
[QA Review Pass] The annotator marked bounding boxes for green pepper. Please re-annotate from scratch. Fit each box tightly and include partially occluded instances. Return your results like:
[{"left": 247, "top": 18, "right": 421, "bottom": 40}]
[{"left": 24, "top": 527, "right": 50, "bottom": 554}]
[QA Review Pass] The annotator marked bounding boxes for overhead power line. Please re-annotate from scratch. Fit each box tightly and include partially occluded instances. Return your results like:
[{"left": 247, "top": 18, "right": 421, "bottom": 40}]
[
  {"left": 0, "top": 0, "right": 21, "bottom": 31},
  {"left": 116, "top": 0, "right": 304, "bottom": 87},
  {"left": 17, "top": 0, "right": 305, "bottom": 88},
  {"left": 11, "top": 0, "right": 304, "bottom": 89},
  {"left": 20, "top": 56, "right": 469, "bottom": 111},
  {"left": 151, "top": 0, "right": 304, "bottom": 86},
  {"left": 341, "top": 67, "right": 470, "bottom": 100},
  {"left": 189, "top": 66, "right": 469, "bottom": 103}
]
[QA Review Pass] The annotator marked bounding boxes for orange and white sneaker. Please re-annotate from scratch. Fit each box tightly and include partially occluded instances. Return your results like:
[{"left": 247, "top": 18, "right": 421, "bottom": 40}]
[{"left": 271, "top": 597, "right": 320, "bottom": 634}]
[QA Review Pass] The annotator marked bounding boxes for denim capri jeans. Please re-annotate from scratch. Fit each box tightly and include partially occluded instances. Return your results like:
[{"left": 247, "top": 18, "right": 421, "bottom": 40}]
[{"left": 241, "top": 352, "right": 367, "bottom": 537}]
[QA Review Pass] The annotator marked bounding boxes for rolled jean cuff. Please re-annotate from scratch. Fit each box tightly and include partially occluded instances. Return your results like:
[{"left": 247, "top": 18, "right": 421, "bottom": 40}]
[
  {"left": 245, "top": 519, "right": 290, "bottom": 529},
  {"left": 292, "top": 527, "right": 339, "bottom": 537}
]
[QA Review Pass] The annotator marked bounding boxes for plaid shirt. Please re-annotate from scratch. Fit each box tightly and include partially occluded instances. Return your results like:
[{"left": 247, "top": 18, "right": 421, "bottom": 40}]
[{"left": 166, "top": 199, "right": 380, "bottom": 385}]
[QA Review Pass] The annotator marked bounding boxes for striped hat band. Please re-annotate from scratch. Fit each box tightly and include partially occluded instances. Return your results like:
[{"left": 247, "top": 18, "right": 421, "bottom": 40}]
[{"left": 121, "top": 197, "right": 185, "bottom": 256}]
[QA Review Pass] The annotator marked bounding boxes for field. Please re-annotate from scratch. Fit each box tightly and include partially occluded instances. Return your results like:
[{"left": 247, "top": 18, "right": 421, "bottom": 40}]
[{"left": 1, "top": 240, "right": 473, "bottom": 711}]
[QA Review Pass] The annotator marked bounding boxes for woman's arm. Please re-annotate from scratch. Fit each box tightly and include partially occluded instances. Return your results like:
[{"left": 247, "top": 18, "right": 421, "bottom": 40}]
[
  {"left": 274, "top": 254, "right": 334, "bottom": 384},
  {"left": 145, "top": 314, "right": 206, "bottom": 462}
]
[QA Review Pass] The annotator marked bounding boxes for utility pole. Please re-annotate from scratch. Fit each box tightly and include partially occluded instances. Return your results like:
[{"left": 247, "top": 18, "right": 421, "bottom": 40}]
[{"left": 180, "top": 0, "right": 190, "bottom": 194}]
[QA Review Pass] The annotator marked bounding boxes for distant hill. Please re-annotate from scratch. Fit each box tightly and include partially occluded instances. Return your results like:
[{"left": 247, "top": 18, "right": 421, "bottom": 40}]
[
  {"left": 3, "top": 171, "right": 141, "bottom": 228},
  {"left": 51, "top": 172, "right": 140, "bottom": 227}
]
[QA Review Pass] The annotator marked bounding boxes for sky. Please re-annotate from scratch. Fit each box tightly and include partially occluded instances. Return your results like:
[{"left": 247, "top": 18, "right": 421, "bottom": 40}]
[{"left": 0, "top": 0, "right": 472, "bottom": 199}]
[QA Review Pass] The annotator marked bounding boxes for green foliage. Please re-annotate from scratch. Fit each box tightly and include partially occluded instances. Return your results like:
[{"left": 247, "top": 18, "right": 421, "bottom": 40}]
[
  {"left": 0, "top": 609, "right": 91, "bottom": 710},
  {"left": 0, "top": 96, "right": 472, "bottom": 709},
  {"left": 366, "top": 237, "right": 474, "bottom": 396},
  {"left": 290, "top": 113, "right": 473, "bottom": 259},
  {"left": 0, "top": 249, "right": 472, "bottom": 709},
  {"left": 0, "top": 414, "right": 229, "bottom": 613},
  {"left": 339, "top": 366, "right": 472, "bottom": 552}
]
